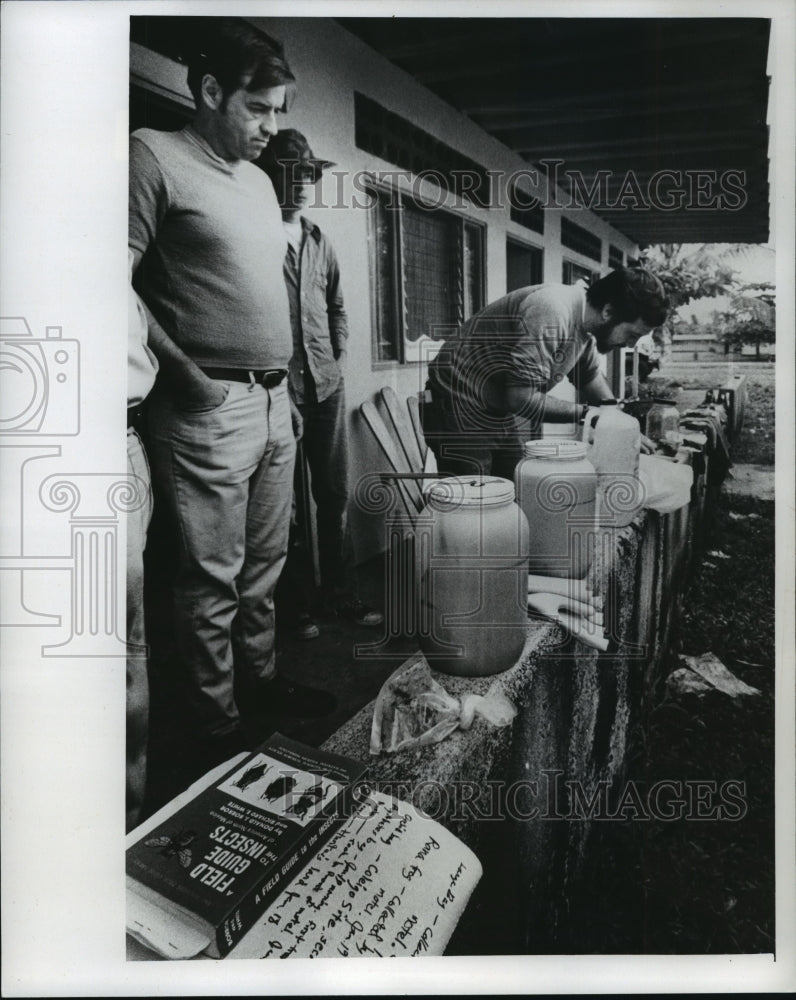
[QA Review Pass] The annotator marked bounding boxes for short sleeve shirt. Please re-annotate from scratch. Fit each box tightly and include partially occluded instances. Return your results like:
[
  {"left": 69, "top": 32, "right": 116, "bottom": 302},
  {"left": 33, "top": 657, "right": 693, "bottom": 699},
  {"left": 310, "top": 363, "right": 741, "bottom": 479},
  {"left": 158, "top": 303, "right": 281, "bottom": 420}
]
[
  {"left": 129, "top": 126, "right": 292, "bottom": 370},
  {"left": 428, "top": 284, "right": 601, "bottom": 413}
]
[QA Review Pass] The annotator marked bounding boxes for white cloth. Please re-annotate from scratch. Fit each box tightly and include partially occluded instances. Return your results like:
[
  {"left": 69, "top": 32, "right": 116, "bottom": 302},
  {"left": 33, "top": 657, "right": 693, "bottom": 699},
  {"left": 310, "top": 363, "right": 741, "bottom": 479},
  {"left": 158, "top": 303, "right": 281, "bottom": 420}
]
[{"left": 127, "top": 248, "right": 158, "bottom": 407}]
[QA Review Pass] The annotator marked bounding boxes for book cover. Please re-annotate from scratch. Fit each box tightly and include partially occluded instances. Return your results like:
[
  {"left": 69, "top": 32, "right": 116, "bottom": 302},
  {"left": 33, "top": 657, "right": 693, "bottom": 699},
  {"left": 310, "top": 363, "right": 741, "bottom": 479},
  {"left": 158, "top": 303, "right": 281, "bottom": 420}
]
[{"left": 126, "top": 733, "right": 368, "bottom": 958}]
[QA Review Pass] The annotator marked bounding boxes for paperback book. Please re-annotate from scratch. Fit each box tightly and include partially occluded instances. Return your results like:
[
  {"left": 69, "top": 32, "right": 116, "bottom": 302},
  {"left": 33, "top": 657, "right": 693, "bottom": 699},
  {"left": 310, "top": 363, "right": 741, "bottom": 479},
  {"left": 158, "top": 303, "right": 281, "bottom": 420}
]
[{"left": 126, "top": 732, "right": 368, "bottom": 958}]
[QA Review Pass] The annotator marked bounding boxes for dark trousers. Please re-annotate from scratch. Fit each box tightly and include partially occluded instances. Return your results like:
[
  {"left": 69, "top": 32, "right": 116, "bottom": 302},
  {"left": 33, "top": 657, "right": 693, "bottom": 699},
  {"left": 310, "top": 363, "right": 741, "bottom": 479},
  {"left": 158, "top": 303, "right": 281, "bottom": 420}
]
[
  {"left": 420, "top": 387, "right": 525, "bottom": 481},
  {"left": 277, "top": 380, "right": 354, "bottom": 617}
]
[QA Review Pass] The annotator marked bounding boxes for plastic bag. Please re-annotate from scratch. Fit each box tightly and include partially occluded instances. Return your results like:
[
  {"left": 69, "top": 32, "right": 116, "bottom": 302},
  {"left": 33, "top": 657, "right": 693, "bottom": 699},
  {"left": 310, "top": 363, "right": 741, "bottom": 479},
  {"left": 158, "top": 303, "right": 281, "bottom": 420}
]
[
  {"left": 369, "top": 656, "right": 517, "bottom": 755},
  {"left": 638, "top": 453, "right": 693, "bottom": 514}
]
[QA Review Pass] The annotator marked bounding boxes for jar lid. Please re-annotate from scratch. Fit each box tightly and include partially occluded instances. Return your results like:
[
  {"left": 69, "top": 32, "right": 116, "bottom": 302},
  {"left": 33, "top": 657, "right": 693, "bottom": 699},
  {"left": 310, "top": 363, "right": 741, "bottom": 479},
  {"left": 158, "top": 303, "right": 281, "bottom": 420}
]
[
  {"left": 524, "top": 440, "right": 589, "bottom": 461},
  {"left": 424, "top": 476, "right": 516, "bottom": 508},
  {"left": 653, "top": 396, "right": 678, "bottom": 406}
]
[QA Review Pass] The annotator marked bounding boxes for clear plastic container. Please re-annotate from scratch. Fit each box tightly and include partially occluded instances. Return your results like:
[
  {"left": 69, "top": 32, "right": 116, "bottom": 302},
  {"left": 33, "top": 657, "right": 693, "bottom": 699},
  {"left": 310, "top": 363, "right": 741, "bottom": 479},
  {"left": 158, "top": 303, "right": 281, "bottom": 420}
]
[
  {"left": 417, "top": 476, "right": 530, "bottom": 677},
  {"left": 515, "top": 440, "right": 597, "bottom": 579},
  {"left": 645, "top": 397, "right": 681, "bottom": 447}
]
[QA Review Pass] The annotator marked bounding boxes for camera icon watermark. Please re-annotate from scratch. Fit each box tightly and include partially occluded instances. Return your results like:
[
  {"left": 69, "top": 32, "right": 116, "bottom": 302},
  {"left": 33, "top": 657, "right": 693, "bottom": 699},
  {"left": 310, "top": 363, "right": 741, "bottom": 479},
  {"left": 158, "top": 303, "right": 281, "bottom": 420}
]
[
  {"left": 0, "top": 317, "right": 80, "bottom": 436},
  {"left": 0, "top": 315, "right": 143, "bottom": 656}
]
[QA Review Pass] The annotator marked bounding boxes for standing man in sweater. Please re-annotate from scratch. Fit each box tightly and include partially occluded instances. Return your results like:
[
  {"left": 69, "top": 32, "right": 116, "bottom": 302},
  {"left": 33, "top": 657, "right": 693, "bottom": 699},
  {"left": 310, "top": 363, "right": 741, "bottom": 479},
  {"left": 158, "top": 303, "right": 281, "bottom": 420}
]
[
  {"left": 129, "top": 20, "right": 334, "bottom": 769},
  {"left": 258, "top": 130, "right": 383, "bottom": 640}
]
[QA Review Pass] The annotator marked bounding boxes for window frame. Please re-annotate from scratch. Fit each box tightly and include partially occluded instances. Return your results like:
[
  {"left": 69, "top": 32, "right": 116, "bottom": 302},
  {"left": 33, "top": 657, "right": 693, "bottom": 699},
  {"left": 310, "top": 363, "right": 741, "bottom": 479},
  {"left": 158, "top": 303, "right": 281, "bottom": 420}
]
[
  {"left": 506, "top": 235, "right": 544, "bottom": 292},
  {"left": 364, "top": 178, "right": 487, "bottom": 368},
  {"left": 562, "top": 258, "right": 601, "bottom": 287}
]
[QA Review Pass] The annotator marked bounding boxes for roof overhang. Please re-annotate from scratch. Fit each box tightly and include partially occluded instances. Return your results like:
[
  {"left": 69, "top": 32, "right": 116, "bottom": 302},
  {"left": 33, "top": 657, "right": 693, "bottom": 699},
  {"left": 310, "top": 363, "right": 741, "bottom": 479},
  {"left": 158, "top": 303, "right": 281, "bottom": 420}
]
[{"left": 338, "top": 17, "right": 771, "bottom": 246}]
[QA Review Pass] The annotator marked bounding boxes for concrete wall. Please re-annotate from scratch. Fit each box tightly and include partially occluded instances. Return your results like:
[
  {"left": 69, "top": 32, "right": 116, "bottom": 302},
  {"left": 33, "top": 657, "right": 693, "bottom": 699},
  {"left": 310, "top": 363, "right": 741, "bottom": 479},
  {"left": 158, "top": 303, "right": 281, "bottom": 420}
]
[
  {"left": 323, "top": 444, "right": 712, "bottom": 950},
  {"left": 321, "top": 377, "right": 745, "bottom": 950}
]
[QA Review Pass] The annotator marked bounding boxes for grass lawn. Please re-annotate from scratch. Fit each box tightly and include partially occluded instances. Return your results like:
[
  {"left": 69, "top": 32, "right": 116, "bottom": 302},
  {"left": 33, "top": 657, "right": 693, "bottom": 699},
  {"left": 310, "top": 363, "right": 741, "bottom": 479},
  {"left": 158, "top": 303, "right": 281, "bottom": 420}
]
[{"left": 644, "top": 360, "right": 775, "bottom": 465}]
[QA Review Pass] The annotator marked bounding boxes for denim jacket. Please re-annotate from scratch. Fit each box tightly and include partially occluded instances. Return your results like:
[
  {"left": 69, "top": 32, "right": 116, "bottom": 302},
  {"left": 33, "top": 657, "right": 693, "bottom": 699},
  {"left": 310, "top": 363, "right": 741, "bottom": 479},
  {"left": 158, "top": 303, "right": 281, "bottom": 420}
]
[{"left": 283, "top": 218, "right": 349, "bottom": 405}]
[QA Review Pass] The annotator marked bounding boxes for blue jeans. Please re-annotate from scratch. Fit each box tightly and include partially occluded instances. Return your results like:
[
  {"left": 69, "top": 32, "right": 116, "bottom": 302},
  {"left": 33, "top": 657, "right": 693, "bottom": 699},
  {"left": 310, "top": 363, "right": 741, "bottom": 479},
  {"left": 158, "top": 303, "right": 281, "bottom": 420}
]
[
  {"left": 127, "top": 428, "right": 153, "bottom": 830},
  {"left": 147, "top": 380, "right": 296, "bottom": 736}
]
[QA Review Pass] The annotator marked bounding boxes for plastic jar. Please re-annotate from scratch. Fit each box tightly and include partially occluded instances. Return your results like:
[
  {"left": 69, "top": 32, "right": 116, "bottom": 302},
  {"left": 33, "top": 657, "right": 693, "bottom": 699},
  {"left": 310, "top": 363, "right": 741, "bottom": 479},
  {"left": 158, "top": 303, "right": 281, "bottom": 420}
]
[
  {"left": 581, "top": 399, "right": 643, "bottom": 527},
  {"left": 515, "top": 440, "right": 597, "bottom": 579},
  {"left": 417, "top": 476, "right": 530, "bottom": 677},
  {"left": 645, "top": 397, "right": 681, "bottom": 447}
]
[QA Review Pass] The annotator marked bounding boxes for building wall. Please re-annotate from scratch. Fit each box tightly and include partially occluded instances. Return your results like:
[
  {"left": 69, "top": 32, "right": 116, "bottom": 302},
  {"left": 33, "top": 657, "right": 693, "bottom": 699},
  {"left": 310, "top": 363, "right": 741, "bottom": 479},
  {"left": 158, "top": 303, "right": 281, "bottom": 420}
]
[
  {"left": 131, "top": 16, "right": 640, "bottom": 562},
  {"left": 671, "top": 336, "right": 730, "bottom": 361}
]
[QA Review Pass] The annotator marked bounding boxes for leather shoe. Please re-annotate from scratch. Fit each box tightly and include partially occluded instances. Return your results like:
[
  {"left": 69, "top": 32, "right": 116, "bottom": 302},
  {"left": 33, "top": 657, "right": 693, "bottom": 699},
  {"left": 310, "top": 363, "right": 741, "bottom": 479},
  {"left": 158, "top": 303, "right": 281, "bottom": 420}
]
[
  {"left": 335, "top": 599, "right": 384, "bottom": 627},
  {"left": 291, "top": 613, "right": 320, "bottom": 641}
]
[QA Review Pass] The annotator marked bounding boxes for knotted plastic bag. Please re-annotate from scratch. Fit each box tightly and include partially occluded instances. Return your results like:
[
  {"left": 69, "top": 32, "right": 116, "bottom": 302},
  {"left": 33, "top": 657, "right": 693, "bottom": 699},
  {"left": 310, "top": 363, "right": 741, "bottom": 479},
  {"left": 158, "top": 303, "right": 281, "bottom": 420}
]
[{"left": 369, "top": 655, "right": 517, "bottom": 755}]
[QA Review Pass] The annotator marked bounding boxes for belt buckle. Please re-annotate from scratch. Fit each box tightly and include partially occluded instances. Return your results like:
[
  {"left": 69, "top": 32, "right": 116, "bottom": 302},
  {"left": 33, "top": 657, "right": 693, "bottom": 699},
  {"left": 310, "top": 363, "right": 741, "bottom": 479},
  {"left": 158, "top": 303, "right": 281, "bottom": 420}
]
[{"left": 261, "top": 370, "right": 283, "bottom": 389}]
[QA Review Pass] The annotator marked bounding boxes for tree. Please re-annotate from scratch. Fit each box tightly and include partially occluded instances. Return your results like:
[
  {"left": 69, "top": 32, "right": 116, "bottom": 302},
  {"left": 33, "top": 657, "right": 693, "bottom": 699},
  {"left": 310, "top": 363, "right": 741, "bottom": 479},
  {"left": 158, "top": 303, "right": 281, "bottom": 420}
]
[
  {"left": 638, "top": 244, "right": 775, "bottom": 359},
  {"left": 638, "top": 243, "right": 739, "bottom": 310},
  {"left": 718, "top": 283, "right": 776, "bottom": 360}
]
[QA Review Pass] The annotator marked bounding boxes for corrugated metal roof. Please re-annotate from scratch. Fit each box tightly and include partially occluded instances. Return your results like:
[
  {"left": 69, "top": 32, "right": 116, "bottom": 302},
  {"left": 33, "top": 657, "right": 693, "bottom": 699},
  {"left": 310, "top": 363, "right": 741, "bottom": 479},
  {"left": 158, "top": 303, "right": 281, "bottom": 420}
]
[{"left": 338, "top": 17, "right": 771, "bottom": 246}]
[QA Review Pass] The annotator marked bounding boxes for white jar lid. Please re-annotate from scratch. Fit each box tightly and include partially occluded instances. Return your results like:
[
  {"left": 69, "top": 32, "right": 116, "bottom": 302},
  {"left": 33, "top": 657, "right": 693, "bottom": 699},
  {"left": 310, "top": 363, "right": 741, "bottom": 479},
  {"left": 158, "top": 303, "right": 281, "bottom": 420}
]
[
  {"left": 424, "top": 476, "right": 516, "bottom": 508},
  {"left": 524, "top": 440, "right": 589, "bottom": 461}
]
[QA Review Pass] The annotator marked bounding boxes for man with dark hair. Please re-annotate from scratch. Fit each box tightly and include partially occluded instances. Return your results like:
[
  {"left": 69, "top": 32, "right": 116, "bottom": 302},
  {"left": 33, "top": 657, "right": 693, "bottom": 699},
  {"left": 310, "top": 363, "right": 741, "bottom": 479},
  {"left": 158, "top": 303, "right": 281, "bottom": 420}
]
[
  {"left": 422, "top": 267, "right": 670, "bottom": 479},
  {"left": 129, "top": 18, "right": 334, "bottom": 770},
  {"left": 183, "top": 18, "right": 296, "bottom": 109},
  {"left": 256, "top": 129, "right": 383, "bottom": 640}
]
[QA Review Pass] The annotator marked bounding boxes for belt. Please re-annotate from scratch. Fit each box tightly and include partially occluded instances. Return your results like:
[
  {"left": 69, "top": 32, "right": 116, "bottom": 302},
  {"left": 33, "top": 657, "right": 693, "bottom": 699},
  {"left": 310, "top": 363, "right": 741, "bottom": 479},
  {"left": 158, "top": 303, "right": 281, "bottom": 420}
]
[{"left": 201, "top": 367, "right": 288, "bottom": 389}]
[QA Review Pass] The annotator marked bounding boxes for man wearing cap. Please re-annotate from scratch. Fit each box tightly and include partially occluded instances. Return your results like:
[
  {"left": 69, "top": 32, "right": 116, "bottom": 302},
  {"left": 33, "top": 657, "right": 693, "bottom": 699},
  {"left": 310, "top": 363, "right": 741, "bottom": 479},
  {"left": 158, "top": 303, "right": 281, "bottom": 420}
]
[
  {"left": 422, "top": 267, "right": 670, "bottom": 479},
  {"left": 257, "top": 129, "right": 383, "bottom": 640},
  {"left": 129, "top": 19, "right": 334, "bottom": 770}
]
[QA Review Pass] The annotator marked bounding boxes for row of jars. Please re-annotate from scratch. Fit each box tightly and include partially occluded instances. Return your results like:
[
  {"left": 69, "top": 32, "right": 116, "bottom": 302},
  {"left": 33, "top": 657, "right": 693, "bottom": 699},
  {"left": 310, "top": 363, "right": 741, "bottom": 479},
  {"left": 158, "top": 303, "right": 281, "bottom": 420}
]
[{"left": 417, "top": 400, "right": 660, "bottom": 677}]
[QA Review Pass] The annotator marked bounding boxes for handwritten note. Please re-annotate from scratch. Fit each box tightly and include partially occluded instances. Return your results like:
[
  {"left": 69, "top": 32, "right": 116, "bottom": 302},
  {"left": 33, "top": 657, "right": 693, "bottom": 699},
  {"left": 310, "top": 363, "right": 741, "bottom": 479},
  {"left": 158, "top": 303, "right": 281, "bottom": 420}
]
[{"left": 227, "top": 791, "right": 482, "bottom": 959}]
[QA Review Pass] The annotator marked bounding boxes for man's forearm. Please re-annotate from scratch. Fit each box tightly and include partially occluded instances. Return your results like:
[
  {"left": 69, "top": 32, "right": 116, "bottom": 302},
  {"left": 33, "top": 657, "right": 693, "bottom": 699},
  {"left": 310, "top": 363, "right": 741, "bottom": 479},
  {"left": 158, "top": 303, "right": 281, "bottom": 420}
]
[
  {"left": 130, "top": 243, "right": 208, "bottom": 396},
  {"left": 541, "top": 393, "right": 583, "bottom": 422},
  {"left": 580, "top": 372, "right": 616, "bottom": 404},
  {"left": 503, "top": 384, "right": 581, "bottom": 423},
  {"left": 141, "top": 303, "right": 209, "bottom": 396}
]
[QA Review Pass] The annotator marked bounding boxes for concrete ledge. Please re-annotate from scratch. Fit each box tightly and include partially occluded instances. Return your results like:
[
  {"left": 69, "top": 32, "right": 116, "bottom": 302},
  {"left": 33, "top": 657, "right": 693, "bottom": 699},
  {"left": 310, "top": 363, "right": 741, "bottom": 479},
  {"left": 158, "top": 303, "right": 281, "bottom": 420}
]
[{"left": 322, "top": 437, "right": 715, "bottom": 950}]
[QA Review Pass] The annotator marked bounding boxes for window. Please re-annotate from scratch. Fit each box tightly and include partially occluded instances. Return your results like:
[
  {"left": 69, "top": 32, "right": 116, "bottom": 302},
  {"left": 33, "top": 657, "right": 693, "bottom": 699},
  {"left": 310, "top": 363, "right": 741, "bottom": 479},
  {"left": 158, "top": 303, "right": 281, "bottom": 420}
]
[
  {"left": 608, "top": 244, "right": 624, "bottom": 270},
  {"left": 367, "top": 185, "right": 485, "bottom": 363},
  {"left": 507, "top": 239, "right": 543, "bottom": 292},
  {"left": 562, "top": 259, "right": 600, "bottom": 287},
  {"left": 560, "top": 217, "right": 603, "bottom": 263},
  {"left": 355, "top": 93, "right": 491, "bottom": 208},
  {"left": 510, "top": 203, "right": 545, "bottom": 234}
]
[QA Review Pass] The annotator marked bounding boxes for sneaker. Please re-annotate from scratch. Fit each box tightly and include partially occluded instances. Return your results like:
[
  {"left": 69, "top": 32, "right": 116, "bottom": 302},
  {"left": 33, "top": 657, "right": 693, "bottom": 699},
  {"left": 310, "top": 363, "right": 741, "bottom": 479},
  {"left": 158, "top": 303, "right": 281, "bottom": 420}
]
[
  {"left": 257, "top": 674, "right": 336, "bottom": 719},
  {"left": 290, "top": 613, "right": 320, "bottom": 641},
  {"left": 335, "top": 599, "right": 384, "bottom": 628}
]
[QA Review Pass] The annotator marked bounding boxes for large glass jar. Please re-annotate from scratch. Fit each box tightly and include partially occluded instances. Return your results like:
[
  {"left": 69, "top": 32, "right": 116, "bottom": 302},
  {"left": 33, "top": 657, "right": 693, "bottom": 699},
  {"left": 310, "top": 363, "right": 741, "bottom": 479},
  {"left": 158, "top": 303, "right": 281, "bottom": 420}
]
[
  {"left": 646, "top": 397, "right": 681, "bottom": 448},
  {"left": 417, "top": 476, "right": 530, "bottom": 677}
]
